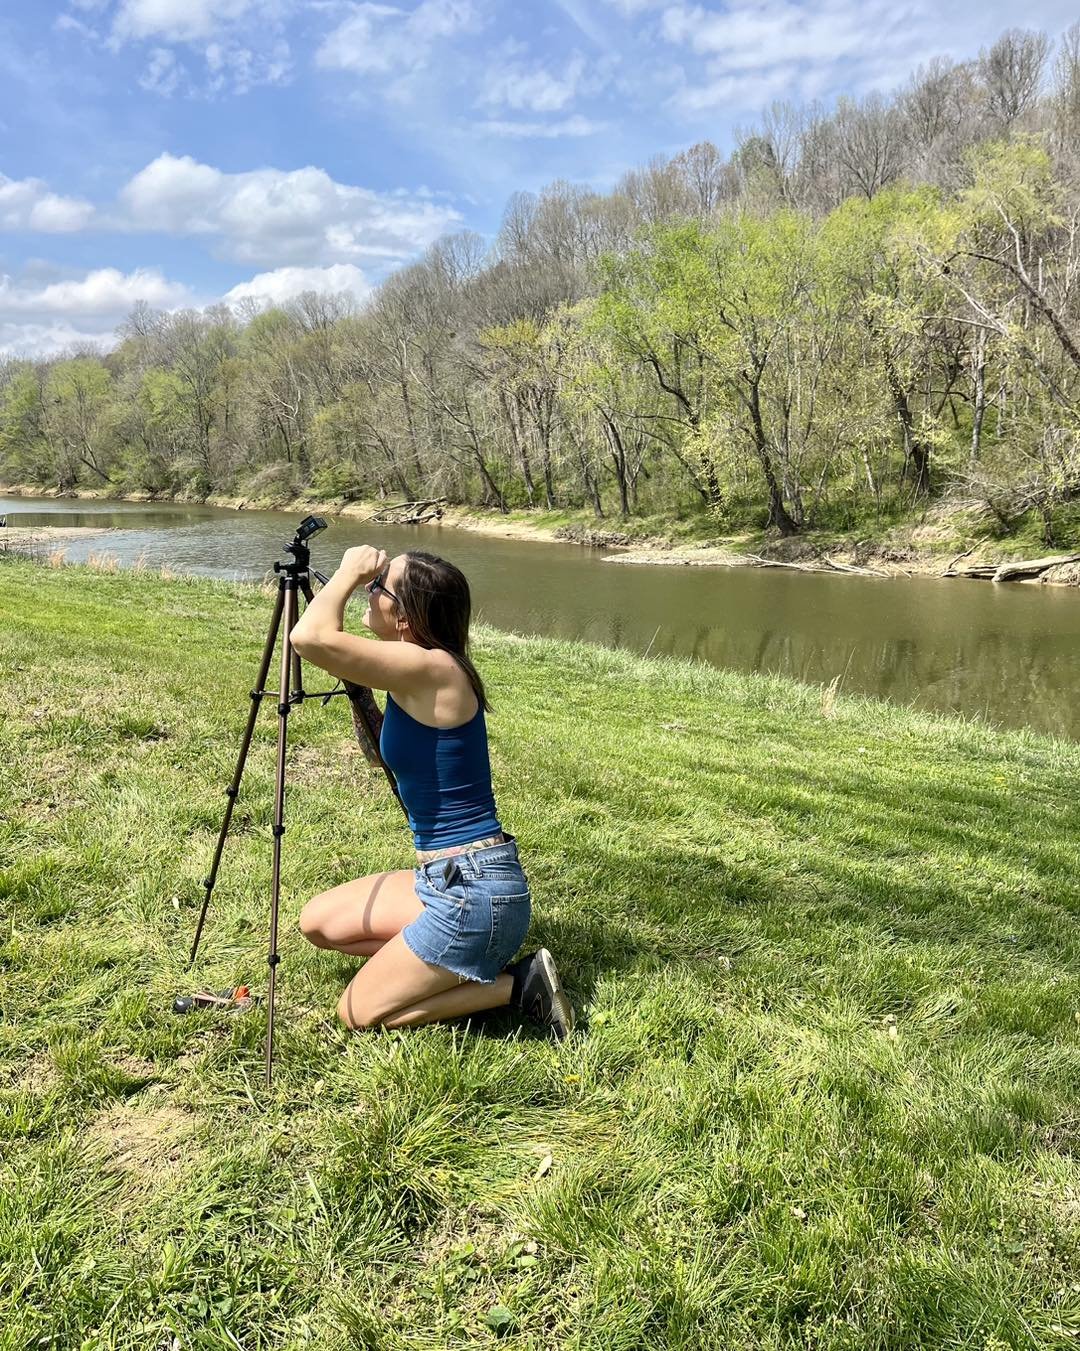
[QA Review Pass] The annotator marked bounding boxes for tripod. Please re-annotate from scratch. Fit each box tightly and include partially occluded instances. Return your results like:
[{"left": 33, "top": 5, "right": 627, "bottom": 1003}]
[{"left": 186, "top": 516, "right": 402, "bottom": 1086}]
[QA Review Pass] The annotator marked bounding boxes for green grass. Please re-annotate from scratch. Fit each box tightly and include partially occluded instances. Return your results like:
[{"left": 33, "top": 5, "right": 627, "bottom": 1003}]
[{"left": 2, "top": 556, "right": 1080, "bottom": 1350}]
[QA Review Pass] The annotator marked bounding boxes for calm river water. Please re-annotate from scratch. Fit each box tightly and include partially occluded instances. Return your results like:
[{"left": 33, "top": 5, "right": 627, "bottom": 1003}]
[{"left": 5, "top": 495, "right": 1078, "bottom": 742}]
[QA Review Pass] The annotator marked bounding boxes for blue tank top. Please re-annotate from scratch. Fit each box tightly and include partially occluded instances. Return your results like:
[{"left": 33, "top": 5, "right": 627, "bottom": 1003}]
[{"left": 379, "top": 692, "right": 503, "bottom": 851}]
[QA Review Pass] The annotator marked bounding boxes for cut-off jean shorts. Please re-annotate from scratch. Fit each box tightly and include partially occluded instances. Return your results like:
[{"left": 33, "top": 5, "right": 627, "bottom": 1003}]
[{"left": 402, "top": 834, "right": 532, "bottom": 984}]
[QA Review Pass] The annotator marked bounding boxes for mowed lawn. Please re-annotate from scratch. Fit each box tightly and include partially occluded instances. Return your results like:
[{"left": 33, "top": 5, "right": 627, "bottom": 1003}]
[{"left": 2, "top": 555, "right": 1080, "bottom": 1350}]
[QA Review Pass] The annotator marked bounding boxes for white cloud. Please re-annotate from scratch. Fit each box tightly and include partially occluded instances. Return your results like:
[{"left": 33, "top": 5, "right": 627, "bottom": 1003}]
[
  {"left": 477, "top": 115, "right": 607, "bottom": 139},
  {"left": 0, "top": 321, "right": 115, "bottom": 358},
  {"left": 112, "top": 0, "right": 258, "bottom": 44},
  {"left": 661, "top": 0, "right": 892, "bottom": 68},
  {"left": 0, "top": 265, "right": 194, "bottom": 356},
  {"left": 671, "top": 61, "right": 808, "bottom": 113},
  {"left": 90, "top": 0, "right": 294, "bottom": 94},
  {"left": 0, "top": 260, "right": 379, "bottom": 357},
  {"left": 139, "top": 46, "right": 182, "bottom": 94},
  {"left": 0, "top": 266, "right": 191, "bottom": 316},
  {"left": 549, "top": 0, "right": 611, "bottom": 46},
  {"left": 0, "top": 174, "right": 96, "bottom": 233},
  {"left": 202, "top": 39, "right": 291, "bottom": 93},
  {"left": 54, "top": 12, "right": 100, "bottom": 39},
  {"left": 117, "top": 153, "right": 462, "bottom": 265},
  {"left": 316, "top": 0, "right": 480, "bottom": 75},
  {"left": 223, "top": 262, "right": 371, "bottom": 307},
  {"left": 659, "top": 0, "right": 935, "bottom": 114},
  {"left": 479, "top": 54, "right": 587, "bottom": 114}
]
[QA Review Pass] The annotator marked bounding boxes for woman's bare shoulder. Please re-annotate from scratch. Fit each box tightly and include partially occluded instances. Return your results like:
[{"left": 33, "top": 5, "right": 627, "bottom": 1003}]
[{"left": 389, "top": 650, "right": 478, "bottom": 728}]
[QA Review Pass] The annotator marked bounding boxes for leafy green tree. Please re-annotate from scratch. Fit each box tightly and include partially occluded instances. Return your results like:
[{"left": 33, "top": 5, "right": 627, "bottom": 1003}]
[
  {"left": 41, "top": 359, "right": 118, "bottom": 487},
  {"left": 823, "top": 188, "right": 955, "bottom": 499},
  {"left": 0, "top": 365, "right": 54, "bottom": 487}
]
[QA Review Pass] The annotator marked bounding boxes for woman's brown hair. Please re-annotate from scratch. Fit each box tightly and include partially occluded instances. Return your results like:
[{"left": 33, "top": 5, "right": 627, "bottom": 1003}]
[{"left": 395, "top": 551, "right": 490, "bottom": 712}]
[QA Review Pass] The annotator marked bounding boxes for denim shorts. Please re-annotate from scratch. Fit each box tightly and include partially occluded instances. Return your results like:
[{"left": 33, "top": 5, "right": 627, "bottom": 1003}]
[{"left": 402, "top": 835, "right": 532, "bottom": 984}]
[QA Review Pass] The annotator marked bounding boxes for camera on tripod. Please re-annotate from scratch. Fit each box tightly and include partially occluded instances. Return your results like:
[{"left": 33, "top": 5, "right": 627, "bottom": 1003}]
[
  {"left": 183, "top": 515, "right": 402, "bottom": 1086},
  {"left": 274, "top": 515, "right": 328, "bottom": 577}
]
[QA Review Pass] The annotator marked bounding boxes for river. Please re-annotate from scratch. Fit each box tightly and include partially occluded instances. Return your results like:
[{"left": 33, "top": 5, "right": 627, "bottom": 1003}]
[{"left": 4, "top": 495, "right": 1078, "bottom": 742}]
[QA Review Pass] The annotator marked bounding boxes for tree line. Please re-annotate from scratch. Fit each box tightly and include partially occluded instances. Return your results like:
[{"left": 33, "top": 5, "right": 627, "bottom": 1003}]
[{"left": 3, "top": 24, "right": 1079, "bottom": 541}]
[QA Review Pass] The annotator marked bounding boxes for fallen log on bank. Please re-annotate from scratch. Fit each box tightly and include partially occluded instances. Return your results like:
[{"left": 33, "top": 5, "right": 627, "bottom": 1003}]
[
  {"left": 744, "top": 553, "right": 889, "bottom": 578},
  {"left": 991, "top": 552, "right": 1080, "bottom": 582},
  {"left": 942, "top": 551, "right": 1080, "bottom": 583},
  {"left": 363, "top": 498, "right": 447, "bottom": 525},
  {"left": 821, "top": 554, "right": 891, "bottom": 578}
]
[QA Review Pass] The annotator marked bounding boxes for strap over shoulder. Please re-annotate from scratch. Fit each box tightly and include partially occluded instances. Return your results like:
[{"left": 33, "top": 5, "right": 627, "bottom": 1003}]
[{"left": 341, "top": 677, "right": 404, "bottom": 810}]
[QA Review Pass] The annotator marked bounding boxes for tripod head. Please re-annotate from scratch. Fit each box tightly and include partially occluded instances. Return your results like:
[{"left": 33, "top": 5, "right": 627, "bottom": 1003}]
[{"left": 275, "top": 514, "right": 327, "bottom": 577}]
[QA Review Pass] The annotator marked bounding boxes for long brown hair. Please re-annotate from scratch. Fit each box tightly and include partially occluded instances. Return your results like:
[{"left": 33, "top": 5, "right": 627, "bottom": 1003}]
[{"left": 395, "top": 551, "right": 490, "bottom": 712}]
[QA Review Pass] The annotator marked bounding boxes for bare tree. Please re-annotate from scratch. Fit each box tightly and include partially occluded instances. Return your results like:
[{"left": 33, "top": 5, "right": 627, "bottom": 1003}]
[
  {"left": 616, "top": 154, "right": 695, "bottom": 225},
  {"left": 670, "top": 140, "right": 728, "bottom": 216},
  {"left": 978, "top": 28, "right": 1050, "bottom": 128},
  {"left": 764, "top": 102, "right": 804, "bottom": 180},
  {"left": 908, "top": 57, "right": 984, "bottom": 151},
  {"left": 792, "top": 103, "right": 843, "bottom": 212},
  {"left": 835, "top": 95, "right": 908, "bottom": 200},
  {"left": 1051, "top": 22, "right": 1080, "bottom": 158},
  {"left": 497, "top": 191, "right": 538, "bottom": 263}
]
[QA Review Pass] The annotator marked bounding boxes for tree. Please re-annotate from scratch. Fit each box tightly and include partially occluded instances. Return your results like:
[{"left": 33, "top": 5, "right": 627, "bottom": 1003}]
[
  {"left": 835, "top": 94, "right": 908, "bottom": 200},
  {"left": 670, "top": 140, "right": 729, "bottom": 216},
  {"left": 241, "top": 308, "right": 311, "bottom": 473},
  {"left": 479, "top": 318, "right": 563, "bottom": 508},
  {"left": 594, "top": 217, "right": 826, "bottom": 532},
  {"left": 42, "top": 359, "right": 118, "bottom": 485},
  {"left": 925, "top": 139, "right": 1080, "bottom": 526},
  {"left": 0, "top": 365, "right": 53, "bottom": 487},
  {"left": 1050, "top": 23, "right": 1080, "bottom": 160},
  {"left": 563, "top": 310, "right": 662, "bottom": 517},
  {"left": 978, "top": 29, "right": 1050, "bottom": 129}
]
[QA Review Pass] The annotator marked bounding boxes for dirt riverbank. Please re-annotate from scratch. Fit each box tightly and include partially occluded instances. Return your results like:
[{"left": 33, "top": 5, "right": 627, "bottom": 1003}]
[{"left": 0, "top": 524, "right": 116, "bottom": 546}]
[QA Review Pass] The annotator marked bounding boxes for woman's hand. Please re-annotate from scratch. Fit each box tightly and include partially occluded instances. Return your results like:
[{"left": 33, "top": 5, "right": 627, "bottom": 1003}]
[
  {"left": 293, "top": 544, "right": 388, "bottom": 650},
  {"left": 336, "top": 545, "right": 388, "bottom": 592}
]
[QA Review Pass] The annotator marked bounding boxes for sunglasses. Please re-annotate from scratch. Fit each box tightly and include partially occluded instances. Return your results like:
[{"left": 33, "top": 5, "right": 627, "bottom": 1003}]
[{"left": 365, "top": 568, "right": 400, "bottom": 605}]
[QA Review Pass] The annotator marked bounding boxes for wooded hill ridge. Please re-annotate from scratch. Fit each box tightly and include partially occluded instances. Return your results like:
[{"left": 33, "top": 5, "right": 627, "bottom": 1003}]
[{"left": 2, "top": 24, "right": 1079, "bottom": 547}]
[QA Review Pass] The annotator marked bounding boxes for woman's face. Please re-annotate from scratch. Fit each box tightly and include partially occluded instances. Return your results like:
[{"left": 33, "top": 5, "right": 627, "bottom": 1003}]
[{"left": 362, "top": 553, "right": 409, "bottom": 640}]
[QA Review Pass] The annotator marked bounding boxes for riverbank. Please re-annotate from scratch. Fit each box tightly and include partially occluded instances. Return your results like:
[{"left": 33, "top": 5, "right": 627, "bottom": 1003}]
[
  {"left": 4, "top": 556, "right": 1080, "bottom": 1347},
  {"left": 0, "top": 525, "right": 117, "bottom": 548},
  {"left": 6, "top": 481, "right": 1078, "bottom": 586}
]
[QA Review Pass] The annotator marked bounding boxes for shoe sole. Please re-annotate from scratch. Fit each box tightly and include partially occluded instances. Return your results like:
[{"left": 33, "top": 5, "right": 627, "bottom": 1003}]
[{"left": 535, "top": 947, "right": 575, "bottom": 1040}]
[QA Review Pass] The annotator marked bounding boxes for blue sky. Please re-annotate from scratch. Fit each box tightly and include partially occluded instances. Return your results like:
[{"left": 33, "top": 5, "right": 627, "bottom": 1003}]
[{"left": 1, "top": 0, "right": 1076, "bottom": 355}]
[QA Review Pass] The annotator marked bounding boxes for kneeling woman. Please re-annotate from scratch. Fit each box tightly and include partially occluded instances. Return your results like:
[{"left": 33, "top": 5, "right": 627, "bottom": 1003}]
[{"left": 291, "top": 545, "right": 573, "bottom": 1039}]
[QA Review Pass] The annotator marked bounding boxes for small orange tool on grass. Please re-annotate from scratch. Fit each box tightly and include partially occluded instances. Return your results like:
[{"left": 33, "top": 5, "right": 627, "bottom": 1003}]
[{"left": 172, "top": 985, "right": 257, "bottom": 1014}]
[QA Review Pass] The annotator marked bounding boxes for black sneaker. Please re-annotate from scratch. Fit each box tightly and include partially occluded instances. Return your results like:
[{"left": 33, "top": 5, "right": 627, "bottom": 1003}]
[{"left": 508, "top": 949, "right": 575, "bottom": 1040}]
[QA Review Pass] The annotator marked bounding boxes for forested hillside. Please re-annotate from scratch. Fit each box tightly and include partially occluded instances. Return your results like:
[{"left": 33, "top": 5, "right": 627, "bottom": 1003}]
[{"left": 3, "top": 25, "right": 1079, "bottom": 543}]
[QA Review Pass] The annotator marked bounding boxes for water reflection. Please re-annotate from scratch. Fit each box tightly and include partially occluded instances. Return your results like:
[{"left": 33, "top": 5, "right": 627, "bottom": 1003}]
[{"left": 4, "top": 494, "right": 1077, "bottom": 741}]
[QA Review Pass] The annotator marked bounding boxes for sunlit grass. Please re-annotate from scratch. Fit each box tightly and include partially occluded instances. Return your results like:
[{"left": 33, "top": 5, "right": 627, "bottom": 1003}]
[{"left": 2, "top": 555, "right": 1080, "bottom": 1349}]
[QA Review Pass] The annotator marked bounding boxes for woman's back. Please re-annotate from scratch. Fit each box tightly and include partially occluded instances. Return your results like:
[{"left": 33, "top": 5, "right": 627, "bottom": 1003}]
[{"left": 380, "top": 687, "right": 502, "bottom": 851}]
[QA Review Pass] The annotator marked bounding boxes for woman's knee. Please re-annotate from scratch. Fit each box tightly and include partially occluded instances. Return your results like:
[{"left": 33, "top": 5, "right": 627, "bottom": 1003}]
[
  {"left": 298, "top": 870, "right": 418, "bottom": 951},
  {"left": 298, "top": 892, "right": 335, "bottom": 947},
  {"left": 336, "top": 987, "right": 383, "bottom": 1030}
]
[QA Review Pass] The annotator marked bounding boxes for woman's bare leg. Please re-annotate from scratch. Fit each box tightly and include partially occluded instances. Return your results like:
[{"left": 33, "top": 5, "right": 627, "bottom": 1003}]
[
  {"left": 301, "top": 870, "right": 514, "bottom": 1031},
  {"left": 298, "top": 869, "right": 421, "bottom": 955},
  {"left": 377, "top": 974, "right": 513, "bottom": 1027},
  {"left": 336, "top": 933, "right": 512, "bottom": 1030}
]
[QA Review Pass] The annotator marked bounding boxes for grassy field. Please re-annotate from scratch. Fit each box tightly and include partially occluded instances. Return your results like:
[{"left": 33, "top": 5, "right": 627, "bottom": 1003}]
[{"left": 2, "top": 556, "right": 1080, "bottom": 1350}]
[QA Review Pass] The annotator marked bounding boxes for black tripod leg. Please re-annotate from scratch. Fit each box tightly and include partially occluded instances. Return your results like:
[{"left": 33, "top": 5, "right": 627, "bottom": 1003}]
[
  {"left": 189, "top": 581, "right": 286, "bottom": 968},
  {"left": 265, "top": 578, "right": 298, "bottom": 1087}
]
